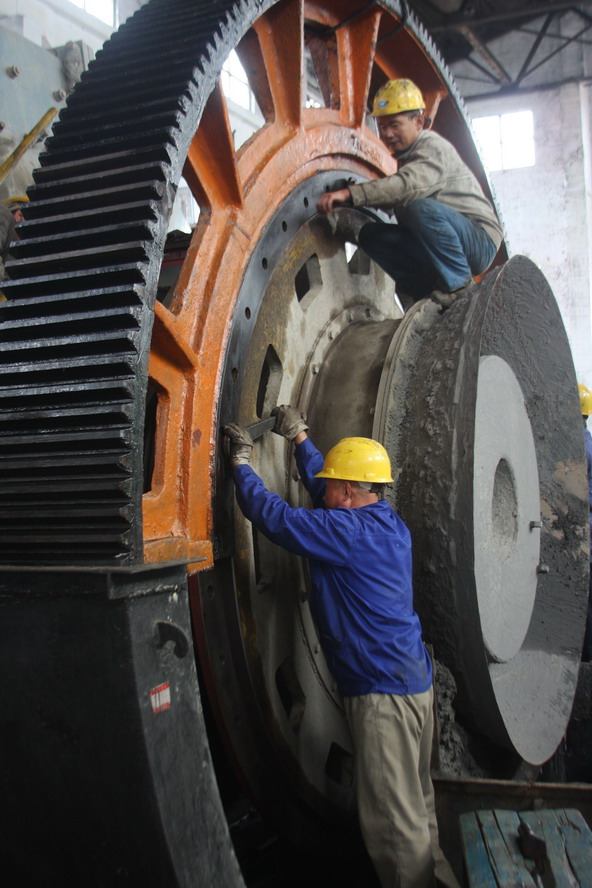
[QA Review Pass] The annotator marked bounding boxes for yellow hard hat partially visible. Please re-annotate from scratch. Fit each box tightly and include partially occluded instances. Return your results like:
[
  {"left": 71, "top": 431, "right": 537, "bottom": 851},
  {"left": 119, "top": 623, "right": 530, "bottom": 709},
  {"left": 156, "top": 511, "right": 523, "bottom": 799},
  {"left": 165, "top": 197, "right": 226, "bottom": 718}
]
[
  {"left": 315, "top": 437, "right": 393, "bottom": 483},
  {"left": 2, "top": 195, "right": 29, "bottom": 209},
  {"left": 371, "top": 79, "right": 425, "bottom": 118},
  {"left": 578, "top": 383, "right": 592, "bottom": 415}
]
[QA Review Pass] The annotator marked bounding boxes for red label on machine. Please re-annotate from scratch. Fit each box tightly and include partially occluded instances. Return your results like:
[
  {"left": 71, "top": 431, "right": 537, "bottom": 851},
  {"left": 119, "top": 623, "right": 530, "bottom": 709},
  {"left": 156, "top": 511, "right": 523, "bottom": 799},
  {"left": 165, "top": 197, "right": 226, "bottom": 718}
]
[{"left": 150, "top": 682, "right": 171, "bottom": 713}]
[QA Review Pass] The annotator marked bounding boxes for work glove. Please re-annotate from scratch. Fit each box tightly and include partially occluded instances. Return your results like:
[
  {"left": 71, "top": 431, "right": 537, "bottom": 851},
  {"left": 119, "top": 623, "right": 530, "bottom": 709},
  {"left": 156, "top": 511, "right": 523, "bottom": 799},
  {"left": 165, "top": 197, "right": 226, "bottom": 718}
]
[
  {"left": 271, "top": 405, "right": 309, "bottom": 441},
  {"left": 223, "top": 423, "right": 254, "bottom": 467}
]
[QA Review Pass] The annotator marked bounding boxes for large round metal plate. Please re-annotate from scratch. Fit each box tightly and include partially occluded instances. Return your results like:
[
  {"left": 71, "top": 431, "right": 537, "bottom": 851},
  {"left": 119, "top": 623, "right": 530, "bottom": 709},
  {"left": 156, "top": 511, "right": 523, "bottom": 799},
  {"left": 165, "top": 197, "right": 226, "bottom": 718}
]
[
  {"left": 474, "top": 354, "right": 540, "bottom": 664},
  {"left": 375, "top": 256, "right": 588, "bottom": 765}
]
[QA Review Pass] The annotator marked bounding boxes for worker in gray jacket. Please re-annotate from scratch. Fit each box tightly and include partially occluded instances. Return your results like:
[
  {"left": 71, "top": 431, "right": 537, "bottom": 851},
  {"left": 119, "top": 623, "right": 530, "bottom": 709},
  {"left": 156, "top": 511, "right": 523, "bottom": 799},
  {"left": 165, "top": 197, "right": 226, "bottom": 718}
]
[
  {"left": 0, "top": 204, "right": 17, "bottom": 290},
  {"left": 317, "top": 79, "right": 503, "bottom": 308}
]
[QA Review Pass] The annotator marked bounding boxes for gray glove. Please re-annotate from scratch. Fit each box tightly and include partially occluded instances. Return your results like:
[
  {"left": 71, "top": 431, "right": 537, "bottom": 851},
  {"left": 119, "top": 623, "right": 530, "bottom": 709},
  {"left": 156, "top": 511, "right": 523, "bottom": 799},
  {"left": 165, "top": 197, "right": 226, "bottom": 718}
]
[
  {"left": 223, "top": 423, "right": 254, "bottom": 467},
  {"left": 272, "top": 405, "right": 309, "bottom": 441}
]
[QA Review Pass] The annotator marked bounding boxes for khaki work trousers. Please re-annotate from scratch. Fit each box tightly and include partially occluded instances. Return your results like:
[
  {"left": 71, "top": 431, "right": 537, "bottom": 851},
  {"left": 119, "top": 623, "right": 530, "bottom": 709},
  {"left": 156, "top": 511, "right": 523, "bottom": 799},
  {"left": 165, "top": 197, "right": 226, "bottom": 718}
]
[{"left": 344, "top": 689, "right": 460, "bottom": 888}]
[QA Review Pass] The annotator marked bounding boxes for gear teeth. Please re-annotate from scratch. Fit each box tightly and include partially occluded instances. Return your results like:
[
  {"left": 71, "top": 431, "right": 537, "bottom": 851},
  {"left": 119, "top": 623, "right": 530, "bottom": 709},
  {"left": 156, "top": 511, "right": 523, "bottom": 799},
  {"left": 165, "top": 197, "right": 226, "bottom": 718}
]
[
  {"left": 0, "top": 0, "right": 264, "bottom": 566},
  {"left": 0, "top": 0, "right": 498, "bottom": 567}
]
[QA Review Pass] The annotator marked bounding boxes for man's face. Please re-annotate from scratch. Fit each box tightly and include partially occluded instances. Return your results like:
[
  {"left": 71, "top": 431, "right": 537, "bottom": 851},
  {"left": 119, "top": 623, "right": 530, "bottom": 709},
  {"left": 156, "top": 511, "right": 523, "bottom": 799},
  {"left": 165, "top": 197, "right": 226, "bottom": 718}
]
[
  {"left": 376, "top": 112, "right": 423, "bottom": 156},
  {"left": 324, "top": 479, "right": 347, "bottom": 510}
]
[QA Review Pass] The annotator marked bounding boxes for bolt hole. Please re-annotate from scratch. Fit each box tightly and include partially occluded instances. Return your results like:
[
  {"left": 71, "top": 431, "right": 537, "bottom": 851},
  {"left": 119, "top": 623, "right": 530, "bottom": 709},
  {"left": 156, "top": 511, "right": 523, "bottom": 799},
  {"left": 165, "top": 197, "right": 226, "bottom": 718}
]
[
  {"left": 245, "top": 307, "right": 251, "bottom": 319},
  {"left": 303, "top": 196, "right": 309, "bottom": 208},
  {"left": 325, "top": 743, "right": 354, "bottom": 787},
  {"left": 282, "top": 220, "right": 287, "bottom": 232},
  {"left": 492, "top": 458, "right": 518, "bottom": 554},
  {"left": 295, "top": 254, "right": 322, "bottom": 305},
  {"left": 276, "top": 657, "right": 306, "bottom": 733},
  {"left": 231, "top": 368, "right": 238, "bottom": 382},
  {"left": 262, "top": 257, "right": 268, "bottom": 270},
  {"left": 256, "top": 344, "right": 283, "bottom": 418}
]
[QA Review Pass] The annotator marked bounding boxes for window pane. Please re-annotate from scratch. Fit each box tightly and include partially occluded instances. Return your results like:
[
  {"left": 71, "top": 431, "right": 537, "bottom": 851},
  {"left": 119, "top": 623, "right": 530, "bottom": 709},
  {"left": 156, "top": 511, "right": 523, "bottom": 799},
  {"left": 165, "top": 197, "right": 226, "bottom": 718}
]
[
  {"left": 229, "top": 76, "right": 250, "bottom": 109},
  {"left": 225, "top": 50, "right": 248, "bottom": 84},
  {"left": 500, "top": 110, "right": 535, "bottom": 169},
  {"left": 472, "top": 116, "right": 502, "bottom": 172},
  {"left": 85, "top": 0, "right": 114, "bottom": 24}
]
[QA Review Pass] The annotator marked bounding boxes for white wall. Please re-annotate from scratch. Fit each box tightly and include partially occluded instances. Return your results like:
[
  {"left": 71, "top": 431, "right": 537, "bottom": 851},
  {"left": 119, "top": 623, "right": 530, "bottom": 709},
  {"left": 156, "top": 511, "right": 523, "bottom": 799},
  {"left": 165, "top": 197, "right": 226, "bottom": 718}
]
[
  {"left": 464, "top": 84, "right": 592, "bottom": 388},
  {"left": 0, "top": 0, "right": 112, "bottom": 51},
  {"left": 450, "top": 9, "right": 592, "bottom": 386}
]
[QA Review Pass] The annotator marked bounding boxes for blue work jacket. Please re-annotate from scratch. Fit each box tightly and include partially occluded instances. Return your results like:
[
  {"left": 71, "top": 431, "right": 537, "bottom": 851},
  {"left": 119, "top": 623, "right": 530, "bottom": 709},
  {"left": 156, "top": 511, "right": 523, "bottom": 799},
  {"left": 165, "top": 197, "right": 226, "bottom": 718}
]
[
  {"left": 586, "top": 426, "right": 592, "bottom": 562},
  {"left": 233, "top": 437, "right": 432, "bottom": 697}
]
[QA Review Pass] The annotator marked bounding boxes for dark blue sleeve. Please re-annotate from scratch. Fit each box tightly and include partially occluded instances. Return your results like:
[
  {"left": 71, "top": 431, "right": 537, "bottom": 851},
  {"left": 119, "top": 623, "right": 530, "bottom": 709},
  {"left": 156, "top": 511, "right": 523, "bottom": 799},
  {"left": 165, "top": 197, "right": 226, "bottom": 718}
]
[
  {"left": 294, "top": 437, "right": 326, "bottom": 507},
  {"left": 233, "top": 465, "right": 351, "bottom": 566},
  {"left": 586, "top": 429, "right": 592, "bottom": 509}
]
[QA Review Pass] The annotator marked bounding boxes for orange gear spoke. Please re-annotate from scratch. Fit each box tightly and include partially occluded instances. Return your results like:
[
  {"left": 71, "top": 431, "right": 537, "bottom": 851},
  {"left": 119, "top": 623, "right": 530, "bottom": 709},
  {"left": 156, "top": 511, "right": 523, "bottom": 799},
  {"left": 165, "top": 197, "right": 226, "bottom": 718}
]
[
  {"left": 183, "top": 81, "right": 243, "bottom": 212},
  {"left": 253, "top": 0, "right": 304, "bottom": 128},
  {"left": 336, "top": 10, "right": 382, "bottom": 127}
]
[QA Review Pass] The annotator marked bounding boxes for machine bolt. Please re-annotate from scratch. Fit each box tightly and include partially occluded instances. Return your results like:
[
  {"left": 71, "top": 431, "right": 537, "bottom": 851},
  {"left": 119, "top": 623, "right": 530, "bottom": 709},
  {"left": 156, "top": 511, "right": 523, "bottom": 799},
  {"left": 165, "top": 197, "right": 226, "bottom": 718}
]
[
  {"left": 6, "top": 65, "right": 19, "bottom": 78},
  {"left": 530, "top": 520, "right": 542, "bottom": 530},
  {"left": 314, "top": 644, "right": 320, "bottom": 654},
  {"left": 311, "top": 364, "right": 319, "bottom": 375},
  {"left": 53, "top": 89, "right": 66, "bottom": 101},
  {"left": 537, "top": 564, "right": 550, "bottom": 574}
]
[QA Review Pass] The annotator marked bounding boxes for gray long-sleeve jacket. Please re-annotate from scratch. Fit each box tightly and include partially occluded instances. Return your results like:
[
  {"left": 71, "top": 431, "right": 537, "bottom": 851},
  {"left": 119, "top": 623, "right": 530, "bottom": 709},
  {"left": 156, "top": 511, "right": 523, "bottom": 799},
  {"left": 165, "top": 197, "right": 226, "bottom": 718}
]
[
  {"left": 0, "top": 205, "right": 17, "bottom": 284},
  {"left": 348, "top": 129, "right": 504, "bottom": 250}
]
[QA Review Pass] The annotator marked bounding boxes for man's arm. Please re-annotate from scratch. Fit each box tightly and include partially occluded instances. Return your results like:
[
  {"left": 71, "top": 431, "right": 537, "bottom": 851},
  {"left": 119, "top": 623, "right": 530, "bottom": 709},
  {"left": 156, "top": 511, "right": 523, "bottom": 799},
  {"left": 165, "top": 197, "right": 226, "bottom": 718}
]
[
  {"left": 233, "top": 465, "right": 350, "bottom": 566},
  {"left": 271, "top": 406, "right": 326, "bottom": 505},
  {"left": 348, "top": 136, "right": 447, "bottom": 209},
  {"left": 293, "top": 437, "right": 326, "bottom": 507},
  {"left": 317, "top": 188, "right": 353, "bottom": 215}
]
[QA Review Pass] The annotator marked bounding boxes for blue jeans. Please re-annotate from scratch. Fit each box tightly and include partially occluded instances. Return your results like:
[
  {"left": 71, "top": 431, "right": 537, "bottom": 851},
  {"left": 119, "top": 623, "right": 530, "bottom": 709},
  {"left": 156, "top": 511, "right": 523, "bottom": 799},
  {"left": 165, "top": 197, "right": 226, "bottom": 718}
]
[{"left": 358, "top": 198, "right": 498, "bottom": 300}]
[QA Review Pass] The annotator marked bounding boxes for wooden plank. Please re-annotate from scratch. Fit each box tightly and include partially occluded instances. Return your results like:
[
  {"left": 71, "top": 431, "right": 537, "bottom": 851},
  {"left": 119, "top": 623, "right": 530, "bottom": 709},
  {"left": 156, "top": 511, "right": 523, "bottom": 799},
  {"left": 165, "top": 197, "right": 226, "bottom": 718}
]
[
  {"left": 557, "top": 808, "right": 592, "bottom": 888},
  {"left": 520, "top": 810, "right": 578, "bottom": 888},
  {"left": 477, "top": 810, "right": 523, "bottom": 888},
  {"left": 459, "top": 812, "right": 498, "bottom": 888},
  {"left": 493, "top": 810, "right": 538, "bottom": 888}
]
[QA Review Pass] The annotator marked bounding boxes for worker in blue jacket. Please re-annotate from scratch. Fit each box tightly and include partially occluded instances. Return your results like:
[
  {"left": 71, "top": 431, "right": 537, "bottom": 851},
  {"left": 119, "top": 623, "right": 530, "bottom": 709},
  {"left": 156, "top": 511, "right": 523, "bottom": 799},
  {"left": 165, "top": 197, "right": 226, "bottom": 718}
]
[
  {"left": 224, "top": 407, "right": 459, "bottom": 888},
  {"left": 579, "top": 384, "right": 592, "bottom": 661}
]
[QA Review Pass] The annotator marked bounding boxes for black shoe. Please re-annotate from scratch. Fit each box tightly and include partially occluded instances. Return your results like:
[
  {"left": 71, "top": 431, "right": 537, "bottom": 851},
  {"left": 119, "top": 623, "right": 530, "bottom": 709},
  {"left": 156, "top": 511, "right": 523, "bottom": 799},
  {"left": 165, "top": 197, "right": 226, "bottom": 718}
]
[{"left": 430, "top": 280, "right": 473, "bottom": 308}]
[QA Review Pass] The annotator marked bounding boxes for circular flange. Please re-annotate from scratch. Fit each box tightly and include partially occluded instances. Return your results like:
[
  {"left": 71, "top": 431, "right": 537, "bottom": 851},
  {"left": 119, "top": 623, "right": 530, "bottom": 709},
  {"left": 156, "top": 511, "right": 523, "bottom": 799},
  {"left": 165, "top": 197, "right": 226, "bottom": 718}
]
[
  {"left": 200, "top": 191, "right": 401, "bottom": 835},
  {"left": 376, "top": 256, "right": 588, "bottom": 765},
  {"left": 473, "top": 354, "right": 540, "bottom": 664}
]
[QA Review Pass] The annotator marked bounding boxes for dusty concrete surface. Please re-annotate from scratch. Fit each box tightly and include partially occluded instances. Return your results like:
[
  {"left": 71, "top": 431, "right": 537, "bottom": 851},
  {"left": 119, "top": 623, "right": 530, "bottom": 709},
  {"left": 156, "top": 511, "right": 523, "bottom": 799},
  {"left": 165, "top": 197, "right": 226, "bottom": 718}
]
[{"left": 433, "top": 659, "right": 488, "bottom": 779}]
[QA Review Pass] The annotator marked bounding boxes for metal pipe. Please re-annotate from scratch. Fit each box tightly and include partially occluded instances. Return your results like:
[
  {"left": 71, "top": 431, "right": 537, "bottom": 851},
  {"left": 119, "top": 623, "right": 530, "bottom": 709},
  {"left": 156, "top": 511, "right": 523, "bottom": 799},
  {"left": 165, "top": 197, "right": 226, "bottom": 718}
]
[{"left": 0, "top": 107, "right": 57, "bottom": 187}]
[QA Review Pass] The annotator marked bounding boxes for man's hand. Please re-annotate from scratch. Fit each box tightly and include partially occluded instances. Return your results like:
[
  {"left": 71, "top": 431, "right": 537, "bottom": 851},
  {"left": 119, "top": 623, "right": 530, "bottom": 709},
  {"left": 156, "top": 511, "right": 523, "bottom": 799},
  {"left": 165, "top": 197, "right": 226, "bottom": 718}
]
[
  {"left": 223, "top": 423, "right": 254, "bottom": 467},
  {"left": 317, "top": 188, "right": 352, "bottom": 215},
  {"left": 272, "top": 405, "right": 309, "bottom": 441}
]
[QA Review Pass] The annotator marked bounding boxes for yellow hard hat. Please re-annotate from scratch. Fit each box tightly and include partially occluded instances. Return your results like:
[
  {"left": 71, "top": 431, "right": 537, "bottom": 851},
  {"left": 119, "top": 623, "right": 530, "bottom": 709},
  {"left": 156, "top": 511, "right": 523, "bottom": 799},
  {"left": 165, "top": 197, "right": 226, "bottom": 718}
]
[
  {"left": 315, "top": 437, "right": 393, "bottom": 483},
  {"left": 2, "top": 195, "right": 29, "bottom": 210},
  {"left": 371, "top": 79, "right": 425, "bottom": 118},
  {"left": 578, "top": 383, "right": 592, "bottom": 415}
]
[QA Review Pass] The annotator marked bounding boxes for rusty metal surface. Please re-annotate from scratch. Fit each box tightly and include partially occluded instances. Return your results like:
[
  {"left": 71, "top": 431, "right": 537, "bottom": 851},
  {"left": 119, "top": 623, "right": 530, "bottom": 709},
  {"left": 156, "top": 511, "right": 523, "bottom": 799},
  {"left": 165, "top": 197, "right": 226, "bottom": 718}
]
[{"left": 0, "top": 0, "right": 500, "bottom": 568}]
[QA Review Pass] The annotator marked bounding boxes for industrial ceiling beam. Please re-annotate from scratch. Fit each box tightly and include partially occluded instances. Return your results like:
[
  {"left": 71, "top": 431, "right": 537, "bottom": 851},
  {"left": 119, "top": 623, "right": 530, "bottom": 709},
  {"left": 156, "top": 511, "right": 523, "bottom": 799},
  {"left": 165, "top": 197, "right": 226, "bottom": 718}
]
[
  {"left": 457, "top": 25, "right": 512, "bottom": 84},
  {"left": 429, "top": 1, "right": 592, "bottom": 33}
]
